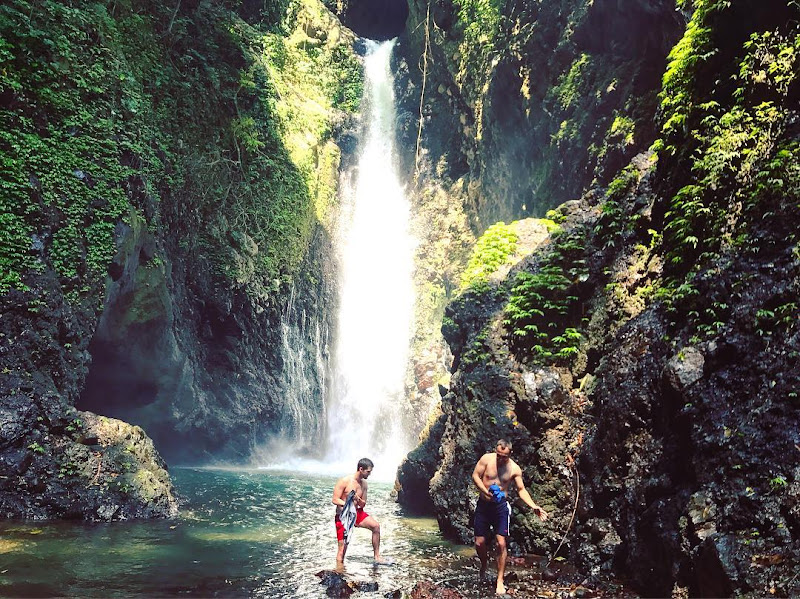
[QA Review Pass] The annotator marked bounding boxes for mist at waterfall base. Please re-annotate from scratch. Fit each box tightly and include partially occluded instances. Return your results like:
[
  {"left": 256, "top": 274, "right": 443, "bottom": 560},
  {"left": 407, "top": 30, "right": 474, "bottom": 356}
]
[{"left": 261, "top": 40, "right": 415, "bottom": 482}]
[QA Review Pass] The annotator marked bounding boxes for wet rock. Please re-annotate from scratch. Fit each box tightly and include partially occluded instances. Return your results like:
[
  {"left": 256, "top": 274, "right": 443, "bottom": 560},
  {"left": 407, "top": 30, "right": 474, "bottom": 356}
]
[
  {"left": 316, "top": 570, "right": 355, "bottom": 597},
  {"left": 686, "top": 491, "right": 717, "bottom": 541},
  {"left": 693, "top": 535, "right": 735, "bottom": 598},
  {"left": 542, "top": 568, "right": 559, "bottom": 582},
  {"left": 396, "top": 409, "right": 446, "bottom": 514},
  {"left": 577, "top": 518, "right": 623, "bottom": 568},
  {"left": 96, "top": 503, "right": 120, "bottom": 520},
  {"left": 664, "top": 347, "right": 705, "bottom": 392},
  {"left": 409, "top": 581, "right": 464, "bottom": 598},
  {"left": 0, "top": 396, "right": 36, "bottom": 450}
]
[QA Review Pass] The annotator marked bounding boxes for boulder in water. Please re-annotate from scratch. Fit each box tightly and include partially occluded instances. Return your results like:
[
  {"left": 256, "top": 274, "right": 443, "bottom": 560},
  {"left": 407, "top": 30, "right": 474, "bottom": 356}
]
[{"left": 316, "top": 570, "right": 355, "bottom": 597}]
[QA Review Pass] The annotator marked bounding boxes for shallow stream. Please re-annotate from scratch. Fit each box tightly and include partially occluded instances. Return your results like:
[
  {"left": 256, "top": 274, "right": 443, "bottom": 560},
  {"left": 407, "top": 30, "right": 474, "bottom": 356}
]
[{"left": 0, "top": 468, "right": 480, "bottom": 597}]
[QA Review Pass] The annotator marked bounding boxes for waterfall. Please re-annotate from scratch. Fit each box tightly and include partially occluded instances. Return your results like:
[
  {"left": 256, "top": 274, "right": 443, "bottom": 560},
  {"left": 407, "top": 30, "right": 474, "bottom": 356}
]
[
  {"left": 323, "top": 39, "right": 415, "bottom": 480},
  {"left": 261, "top": 40, "right": 414, "bottom": 482}
]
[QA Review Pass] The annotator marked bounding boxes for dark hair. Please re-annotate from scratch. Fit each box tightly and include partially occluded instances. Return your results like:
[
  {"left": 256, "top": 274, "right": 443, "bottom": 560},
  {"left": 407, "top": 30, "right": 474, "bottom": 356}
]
[
  {"left": 496, "top": 439, "right": 512, "bottom": 451},
  {"left": 357, "top": 457, "right": 374, "bottom": 471}
]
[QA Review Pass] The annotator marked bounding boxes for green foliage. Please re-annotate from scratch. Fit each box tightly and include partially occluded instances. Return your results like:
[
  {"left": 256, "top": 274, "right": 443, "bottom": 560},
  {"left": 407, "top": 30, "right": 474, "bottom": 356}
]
[
  {"left": 457, "top": 0, "right": 502, "bottom": 51},
  {"left": 58, "top": 459, "right": 81, "bottom": 478},
  {"left": 459, "top": 222, "right": 518, "bottom": 291},
  {"left": 658, "top": 14, "right": 714, "bottom": 153},
  {"left": 609, "top": 115, "right": 635, "bottom": 146},
  {"left": 0, "top": 0, "right": 362, "bottom": 302},
  {"left": 770, "top": 475, "right": 788, "bottom": 491},
  {"left": 504, "top": 230, "right": 587, "bottom": 365},
  {"left": 0, "top": 1, "right": 160, "bottom": 298},
  {"left": 65, "top": 418, "right": 83, "bottom": 434},
  {"left": 556, "top": 54, "right": 592, "bottom": 112},
  {"left": 755, "top": 300, "right": 798, "bottom": 337},
  {"left": 593, "top": 164, "right": 641, "bottom": 245},
  {"left": 544, "top": 209, "right": 566, "bottom": 225},
  {"left": 27, "top": 442, "right": 46, "bottom": 455},
  {"left": 460, "top": 328, "right": 492, "bottom": 368},
  {"left": 330, "top": 44, "right": 363, "bottom": 113},
  {"left": 652, "top": 2, "right": 800, "bottom": 317}
]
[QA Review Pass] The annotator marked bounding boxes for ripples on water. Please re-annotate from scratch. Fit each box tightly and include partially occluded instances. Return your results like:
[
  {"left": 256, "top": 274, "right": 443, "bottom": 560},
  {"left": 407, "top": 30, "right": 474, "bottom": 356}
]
[{"left": 0, "top": 468, "right": 475, "bottom": 597}]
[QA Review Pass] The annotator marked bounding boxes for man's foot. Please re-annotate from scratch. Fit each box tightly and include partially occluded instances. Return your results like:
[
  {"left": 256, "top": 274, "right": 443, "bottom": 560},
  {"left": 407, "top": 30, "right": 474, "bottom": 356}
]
[
  {"left": 495, "top": 580, "right": 516, "bottom": 596},
  {"left": 372, "top": 556, "right": 394, "bottom": 566}
]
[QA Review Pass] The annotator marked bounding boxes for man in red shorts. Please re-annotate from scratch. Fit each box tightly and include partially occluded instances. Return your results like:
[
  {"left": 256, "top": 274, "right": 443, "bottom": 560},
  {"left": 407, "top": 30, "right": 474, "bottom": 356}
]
[{"left": 332, "top": 457, "right": 384, "bottom": 566}]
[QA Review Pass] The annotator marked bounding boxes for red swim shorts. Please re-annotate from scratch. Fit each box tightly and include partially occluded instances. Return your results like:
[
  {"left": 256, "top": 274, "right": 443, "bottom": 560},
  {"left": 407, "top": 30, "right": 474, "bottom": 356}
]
[{"left": 335, "top": 508, "right": 369, "bottom": 541}]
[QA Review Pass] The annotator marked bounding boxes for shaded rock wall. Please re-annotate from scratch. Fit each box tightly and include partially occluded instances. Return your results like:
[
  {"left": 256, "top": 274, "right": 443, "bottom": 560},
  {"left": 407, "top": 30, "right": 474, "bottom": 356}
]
[
  {"left": 399, "top": 153, "right": 800, "bottom": 596},
  {"left": 395, "top": 0, "right": 683, "bottom": 228},
  {"left": 80, "top": 208, "right": 340, "bottom": 463},
  {"left": 324, "top": 0, "right": 409, "bottom": 41},
  {"left": 385, "top": 0, "right": 684, "bottom": 460}
]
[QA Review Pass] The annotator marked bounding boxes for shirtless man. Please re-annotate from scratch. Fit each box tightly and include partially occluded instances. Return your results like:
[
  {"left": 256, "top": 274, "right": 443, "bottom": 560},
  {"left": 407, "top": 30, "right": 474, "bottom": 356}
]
[
  {"left": 332, "top": 457, "right": 383, "bottom": 566},
  {"left": 472, "top": 439, "right": 548, "bottom": 595}
]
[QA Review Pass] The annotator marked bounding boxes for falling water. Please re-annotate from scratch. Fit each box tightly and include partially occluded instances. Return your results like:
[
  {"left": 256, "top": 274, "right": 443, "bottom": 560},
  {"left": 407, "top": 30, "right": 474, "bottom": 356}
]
[
  {"left": 323, "top": 39, "right": 415, "bottom": 479},
  {"left": 262, "top": 40, "right": 415, "bottom": 481},
  {"left": 275, "top": 284, "right": 328, "bottom": 453}
]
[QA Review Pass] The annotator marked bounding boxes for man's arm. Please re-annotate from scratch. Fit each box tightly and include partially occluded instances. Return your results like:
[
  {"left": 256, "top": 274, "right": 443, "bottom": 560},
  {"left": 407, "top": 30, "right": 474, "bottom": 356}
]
[
  {"left": 472, "top": 454, "right": 491, "bottom": 499},
  {"left": 513, "top": 471, "right": 548, "bottom": 521},
  {"left": 332, "top": 478, "right": 347, "bottom": 507}
]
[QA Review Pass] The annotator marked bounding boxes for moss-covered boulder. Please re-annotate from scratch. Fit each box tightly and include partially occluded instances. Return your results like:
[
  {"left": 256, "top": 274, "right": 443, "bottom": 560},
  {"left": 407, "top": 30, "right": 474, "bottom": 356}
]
[{"left": 1, "top": 408, "right": 176, "bottom": 520}]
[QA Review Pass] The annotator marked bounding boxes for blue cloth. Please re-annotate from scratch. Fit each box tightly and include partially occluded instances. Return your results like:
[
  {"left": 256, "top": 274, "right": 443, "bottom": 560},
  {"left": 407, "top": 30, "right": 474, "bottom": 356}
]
[{"left": 488, "top": 484, "right": 506, "bottom": 503}]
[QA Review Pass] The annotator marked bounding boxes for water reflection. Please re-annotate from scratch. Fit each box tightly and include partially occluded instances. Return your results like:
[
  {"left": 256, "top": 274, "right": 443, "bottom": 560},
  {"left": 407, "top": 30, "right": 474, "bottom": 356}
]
[{"left": 0, "top": 468, "right": 472, "bottom": 598}]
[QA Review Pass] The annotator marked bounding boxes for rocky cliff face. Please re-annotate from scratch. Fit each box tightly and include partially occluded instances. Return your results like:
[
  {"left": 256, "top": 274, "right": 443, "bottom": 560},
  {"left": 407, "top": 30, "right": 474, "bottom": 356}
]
[
  {"left": 0, "top": 0, "right": 360, "bottom": 517},
  {"left": 395, "top": 0, "right": 800, "bottom": 596},
  {"left": 387, "top": 0, "right": 685, "bottom": 456},
  {"left": 396, "top": 0, "right": 684, "bottom": 227}
]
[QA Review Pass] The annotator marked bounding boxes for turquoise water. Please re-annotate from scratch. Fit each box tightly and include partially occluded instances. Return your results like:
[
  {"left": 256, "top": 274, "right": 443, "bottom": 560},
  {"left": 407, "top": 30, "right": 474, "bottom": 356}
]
[{"left": 0, "top": 468, "right": 475, "bottom": 597}]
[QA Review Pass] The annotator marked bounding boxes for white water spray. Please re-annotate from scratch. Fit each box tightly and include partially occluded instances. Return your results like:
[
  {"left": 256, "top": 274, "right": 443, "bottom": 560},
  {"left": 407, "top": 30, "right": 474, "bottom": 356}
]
[{"left": 323, "top": 39, "right": 415, "bottom": 481}]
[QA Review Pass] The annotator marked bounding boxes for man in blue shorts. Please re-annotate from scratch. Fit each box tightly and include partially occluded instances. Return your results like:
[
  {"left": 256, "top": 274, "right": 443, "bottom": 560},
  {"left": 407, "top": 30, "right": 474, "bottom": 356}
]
[{"left": 472, "top": 439, "right": 548, "bottom": 595}]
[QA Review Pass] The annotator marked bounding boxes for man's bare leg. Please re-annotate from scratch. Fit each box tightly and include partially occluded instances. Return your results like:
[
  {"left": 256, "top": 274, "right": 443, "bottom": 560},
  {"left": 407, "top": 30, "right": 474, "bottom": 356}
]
[
  {"left": 336, "top": 539, "right": 347, "bottom": 569},
  {"left": 358, "top": 515, "right": 384, "bottom": 562},
  {"left": 475, "top": 536, "right": 489, "bottom": 581},
  {"left": 495, "top": 535, "right": 508, "bottom": 595}
]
